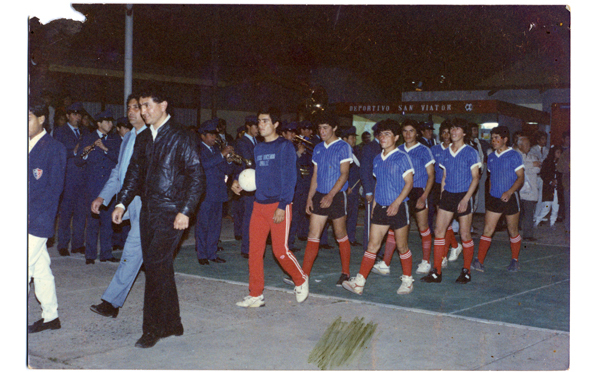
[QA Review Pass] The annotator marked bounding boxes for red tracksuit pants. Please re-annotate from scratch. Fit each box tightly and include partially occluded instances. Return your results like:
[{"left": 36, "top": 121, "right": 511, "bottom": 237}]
[{"left": 248, "top": 202, "right": 307, "bottom": 297}]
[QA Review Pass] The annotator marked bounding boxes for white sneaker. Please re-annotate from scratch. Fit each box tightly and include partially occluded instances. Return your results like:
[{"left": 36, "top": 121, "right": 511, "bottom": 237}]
[
  {"left": 441, "top": 257, "right": 448, "bottom": 269},
  {"left": 236, "top": 294, "right": 265, "bottom": 308},
  {"left": 416, "top": 260, "right": 431, "bottom": 274},
  {"left": 396, "top": 275, "right": 414, "bottom": 295},
  {"left": 448, "top": 243, "right": 463, "bottom": 262},
  {"left": 294, "top": 279, "right": 309, "bottom": 303},
  {"left": 371, "top": 260, "right": 390, "bottom": 275},
  {"left": 341, "top": 274, "right": 366, "bottom": 295}
]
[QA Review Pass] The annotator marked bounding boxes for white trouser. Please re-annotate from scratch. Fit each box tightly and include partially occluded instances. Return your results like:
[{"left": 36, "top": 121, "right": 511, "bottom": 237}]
[
  {"left": 534, "top": 189, "right": 560, "bottom": 226},
  {"left": 534, "top": 177, "right": 544, "bottom": 217},
  {"left": 28, "top": 234, "right": 58, "bottom": 321}
]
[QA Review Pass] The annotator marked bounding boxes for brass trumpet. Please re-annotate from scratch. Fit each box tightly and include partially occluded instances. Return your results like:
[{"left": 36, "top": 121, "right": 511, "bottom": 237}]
[
  {"left": 293, "top": 135, "right": 315, "bottom": 151},
  {"left": 215, "top": 135, "right": 254, "bottom": 168}
]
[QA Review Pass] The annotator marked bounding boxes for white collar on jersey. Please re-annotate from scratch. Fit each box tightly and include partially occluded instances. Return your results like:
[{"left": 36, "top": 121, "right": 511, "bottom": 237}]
[
  {"left": 323, "top": 138, "right": 342, "bottom": 149},
  {"left": 403, "top": 142, "right": 421, "bottom": 152},
  {"left": 494, "top": 147, "right": 513, "bottom": 157},
  {"left": 449, "top": 143, "right": 468, "bottom": 157},
  {"left": 381, "top": 147, "right": 400, "bottom": 161}
]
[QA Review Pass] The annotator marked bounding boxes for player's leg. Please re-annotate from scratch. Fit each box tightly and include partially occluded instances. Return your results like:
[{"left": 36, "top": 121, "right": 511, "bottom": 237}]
[
  {"left": 421, "top": 208, "right": 454, "bottom": 282},
  {"left": 342, "top": 223, "right": 389, "bottom": 295},
  {"left": 472, "top": 210, "right": 502, "bottom": 272},
  {"left": 301, "top": 213, "right": 328, "bottom": 276},
  {"left": 394, "top": 225, "right": 414, "bottom": 294},
  {"left": 456, "top": 212, "right": 475, "bottom": 283},
  {"left": 505, "top": 212, "right": 521, "bottom": 271},
  {"left": 332, "top": 214, "right": 351, "bottom": 280}
]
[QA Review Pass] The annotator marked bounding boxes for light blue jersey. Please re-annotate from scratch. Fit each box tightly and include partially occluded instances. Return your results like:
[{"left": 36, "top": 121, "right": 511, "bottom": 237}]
[
  {"left": 312, "top": 138, "right": 353, "bottom": 193},
  {"left": 439, "top": 144, "right": 481, "bottom": 193},
  {"left": 431, "top": 143, "right": 449, "bottom": 184},
  {"left": 487, "top": 148, "right": 524, "bottom": 198},
  {"left": 399, "top": 142, "right": 435, "bottom": 188},
  {"left": 373, "top": 148, "right": 414, "bottom": 206}
]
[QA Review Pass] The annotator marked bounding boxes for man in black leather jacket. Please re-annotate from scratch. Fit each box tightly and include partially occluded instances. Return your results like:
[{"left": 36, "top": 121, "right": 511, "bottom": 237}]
[{"left": 112, "top": 86, "right": 205, "bottom": 348}]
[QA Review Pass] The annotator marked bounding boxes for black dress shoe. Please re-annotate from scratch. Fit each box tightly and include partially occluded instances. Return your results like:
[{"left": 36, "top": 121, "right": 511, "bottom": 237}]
[
  {"left": 350, "top": 241, "right": 362, "bottom": 246},
  {"left": 210, "top": 256, "right": 226, "bottom": 263},
  {"left": 72, "top": 247, "right": 85, "bottom": 254},
  {"left": 217, "top": 246, "right": 224, "bottom": 252},
  {"left": 235, "top": 235, "right": 242, "bottom": 241},
  {"left": 320, "top": 244, "right": 334, "bottom": 250},
  {"left": 298, "top": 236, "right": 307, "bottom": 241},
  {"left": 135, "top": 333, "right": 161, "bottom": 348},
  {"left": 290, "top": 247, "right": 300, "bottom": 252},
  {"left": 162, "top": 324, "right": 184, "bottom": 338},
  {"left": 86, "top": 259, "right": 95, "bottom": 265},
  {"left": 100, "top": 257, "right": 119, "bottom": 262},
  {"left": 112, "top": 245, "right": 123, "bottom": 251},
  {"left": 241, "top": 253, "right": 249, "bottom": 259},
  {"left": 58, "top": 248, "right": 70, "bottom": 256},
  {"left": 90, "top": 300, "right": 119, "bottom": 318},
  {"left": 28, "top": 318, "right": 61, "bottom": 333},
  {"left": 198, "top": 259, "right": 210, "bottom": 265}
]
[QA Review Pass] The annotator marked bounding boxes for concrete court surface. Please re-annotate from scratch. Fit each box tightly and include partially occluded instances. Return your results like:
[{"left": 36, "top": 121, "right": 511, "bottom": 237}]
[{"left": 23, "top": 212, "right": 583, "bottom": 370}]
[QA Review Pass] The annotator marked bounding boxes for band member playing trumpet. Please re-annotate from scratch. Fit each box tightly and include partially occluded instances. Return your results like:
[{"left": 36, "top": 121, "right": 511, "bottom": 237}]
[
  {"left": 234, "top": 116, "right": 259, "bottom": 259},
  {"left": 195, "top": 118, "right": 235, "bottom": 265},
  {"left": 75, "top": 109, "right": 121, "bottom": 264}
]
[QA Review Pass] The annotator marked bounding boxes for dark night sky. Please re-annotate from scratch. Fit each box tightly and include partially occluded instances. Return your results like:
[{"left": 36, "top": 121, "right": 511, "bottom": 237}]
[{"left": 33, "top": 3, "right": 570, "bottom": 98}]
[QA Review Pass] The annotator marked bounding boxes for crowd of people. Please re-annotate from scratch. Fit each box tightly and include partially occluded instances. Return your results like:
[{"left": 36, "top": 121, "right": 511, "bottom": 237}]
[{"left": 28, "top": 88, "right": 570, "bottom": 349}]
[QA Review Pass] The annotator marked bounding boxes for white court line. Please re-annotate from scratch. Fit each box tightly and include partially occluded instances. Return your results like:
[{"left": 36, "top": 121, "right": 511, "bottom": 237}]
[
  {"left": 174, "top": 271, "right": 569, "bottom": 335},
  {"left": 519, "top": 252, "right": 570, "bottom": 263},
  {"left": 449, "top": 278, "right": 570, "bottom": 315}
]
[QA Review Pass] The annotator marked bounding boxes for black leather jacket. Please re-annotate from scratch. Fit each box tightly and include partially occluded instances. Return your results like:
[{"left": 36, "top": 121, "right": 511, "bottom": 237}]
[{"left": 117, "top": 119, "right": 205, "bottom": 217}]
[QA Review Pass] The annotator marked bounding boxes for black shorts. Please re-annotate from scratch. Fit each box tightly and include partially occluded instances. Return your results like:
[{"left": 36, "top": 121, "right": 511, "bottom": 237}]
[
  {"left": 372, "top": 202, "right": 409, "bottom": 231},
  {"left": 407, "top": 187, "right": 428, "bottom": 213},
  {"left": 486, "top": 193, "right": 520, "bottom": 216},
  {"left": 439, "top": 190, "right": 473, "bottom": 217},
  {"left": 429, "top": 183, "right": 442, "bottom": 207},
  {"left": 311, "top": 191, "right": 347, "bottom": 220}
]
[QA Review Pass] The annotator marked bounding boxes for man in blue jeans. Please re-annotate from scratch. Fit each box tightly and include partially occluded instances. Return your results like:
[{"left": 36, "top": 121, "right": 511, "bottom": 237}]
[{"left": 89, "top": 95, "right": 147, "bottom": 318}]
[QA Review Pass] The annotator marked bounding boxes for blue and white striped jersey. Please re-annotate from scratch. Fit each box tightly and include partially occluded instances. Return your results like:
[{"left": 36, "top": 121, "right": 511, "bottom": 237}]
[
  {"left": 399, "top": 142, "right": 435, "bottom": 188},
  {"left": 312, "top": 138, "right": 353, "bottom": 193},
  {"left": 440, "top": 144, "right": 481, "bottom": 193},
  {"left": 487, "top": 148, "right": 524, "bottom": 198},
  {"left": 431, "top": 143, "right": 449, "bottom": 184},
  {"left": 373, "top": 148, "right": 414, "bottom": 206}
]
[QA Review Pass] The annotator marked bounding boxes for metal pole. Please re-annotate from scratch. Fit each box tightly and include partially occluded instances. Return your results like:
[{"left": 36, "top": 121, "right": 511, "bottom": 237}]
[{"left": 124, "top": 4, "right": 134, "bottom": 115}]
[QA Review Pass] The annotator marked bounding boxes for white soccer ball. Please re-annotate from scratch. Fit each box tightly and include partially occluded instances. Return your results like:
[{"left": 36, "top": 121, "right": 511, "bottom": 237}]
[{"left": 238, "top": 168, "right": 256, "bottom": 192}]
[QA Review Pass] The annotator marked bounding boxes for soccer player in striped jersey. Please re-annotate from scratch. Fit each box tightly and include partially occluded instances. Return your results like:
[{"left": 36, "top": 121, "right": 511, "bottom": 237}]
[
  {"left": 342, "top": 120, "right": 415, "bottom": 295},
  {"left": 370, "top": 119, "right": 434, "bottom": 276},
  {"left": 421, "top": 118, "right": 481, "bottom": 284},
  {"left": 300, "top": 111, "right": 355, "bottom": 286},
  {"left": 232, "top": 107, "right": 309, "bottom": 308},
  {"left": 471, "top": 126, "right": 524, "bottom": 272},
  {"left": 431, "top": 121, "right": 463, "bottom": 264}
]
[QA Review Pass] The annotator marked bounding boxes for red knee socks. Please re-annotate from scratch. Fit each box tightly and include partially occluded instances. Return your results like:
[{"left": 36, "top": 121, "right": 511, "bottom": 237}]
[
  {"left": 301, "top": 238, "right": 320, "bottom": 276},
  {"left": 420, "top": 228, "right": 432, "bottom": 263},
  {"left": 510, "top": 235, "right": 521, "bottom": 260},
  {"left": 477, "top": 235, "right": 492, "bottom": 264}
]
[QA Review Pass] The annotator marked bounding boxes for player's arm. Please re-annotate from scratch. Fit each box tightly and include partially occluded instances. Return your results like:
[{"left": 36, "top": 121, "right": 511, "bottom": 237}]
[
  {"left": 306, "top": 163, "right": 319, "bottom": 215},
  {"left": 458, "top": 165, "right": 481, "bottom": 213},
  {"left": 501, "top": 168, "right": 525, "bottom": 202},
  {"left": 417, "top": 163, "right": 435, "bottom": 208},
  {"left": 387, "top": 171, "right": 413, "bottom": 216},
  {"left": 320, "top": 161, "right": 350, "bottom": 208}
]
